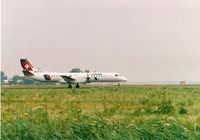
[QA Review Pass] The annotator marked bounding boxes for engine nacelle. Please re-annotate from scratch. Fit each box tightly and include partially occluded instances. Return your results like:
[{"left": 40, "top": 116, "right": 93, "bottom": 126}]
[{"left": 73, "top": 75, "right": 87, "bottom": 83}]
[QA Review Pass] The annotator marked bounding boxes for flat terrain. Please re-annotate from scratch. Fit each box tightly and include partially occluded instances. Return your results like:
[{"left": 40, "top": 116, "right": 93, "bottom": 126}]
[{"left": 1, "top": 85, "right": 200, "bottom": 139}]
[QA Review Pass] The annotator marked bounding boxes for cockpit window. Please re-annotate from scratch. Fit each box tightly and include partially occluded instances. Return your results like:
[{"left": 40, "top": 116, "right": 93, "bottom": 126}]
[{"left": 115, "top": 74, "right": 118, "bottom": 77}]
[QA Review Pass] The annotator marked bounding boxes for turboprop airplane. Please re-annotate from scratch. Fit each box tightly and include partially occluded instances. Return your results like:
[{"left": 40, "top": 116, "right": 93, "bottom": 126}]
[{"left": 20, "top": 58, "right": 127, "bottom": 88}]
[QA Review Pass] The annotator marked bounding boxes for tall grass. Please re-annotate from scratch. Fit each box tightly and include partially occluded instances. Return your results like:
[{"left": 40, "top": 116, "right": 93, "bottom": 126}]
[{"left": 1, "top": 85, "right": 200, "bottom": 139}]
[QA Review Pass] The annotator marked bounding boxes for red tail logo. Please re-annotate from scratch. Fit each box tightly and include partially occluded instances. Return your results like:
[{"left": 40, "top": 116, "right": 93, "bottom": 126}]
[{"left": 20, "top": 59, "right": 33, "bottom": 71}]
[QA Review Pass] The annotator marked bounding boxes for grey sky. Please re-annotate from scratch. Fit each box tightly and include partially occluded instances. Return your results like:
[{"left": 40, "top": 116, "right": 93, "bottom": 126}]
[{"left": 2, "top": 0, "right": 200, "bottom": 81}]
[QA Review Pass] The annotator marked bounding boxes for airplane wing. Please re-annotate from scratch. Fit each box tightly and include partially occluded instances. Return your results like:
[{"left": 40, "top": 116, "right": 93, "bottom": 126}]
[{"left": 61, "top": 75, "right": 76, "bottom": 83}]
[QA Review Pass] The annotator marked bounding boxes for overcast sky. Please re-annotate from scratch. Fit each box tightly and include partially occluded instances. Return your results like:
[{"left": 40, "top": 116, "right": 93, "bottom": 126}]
[{"left": 2, "top": 0, "right": 200, "bottom": 81}]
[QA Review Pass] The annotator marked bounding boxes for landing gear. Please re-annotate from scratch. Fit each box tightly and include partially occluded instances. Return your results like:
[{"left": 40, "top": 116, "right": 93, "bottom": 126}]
[
  {"left": 67, "top": 83, "right": 80, "bottom": 88},
  {"left": 68, "top": 84, "right": 73, "bottom": 88},
  {"left": 76, "top": 83, "right": 80, "bottom": 88}
]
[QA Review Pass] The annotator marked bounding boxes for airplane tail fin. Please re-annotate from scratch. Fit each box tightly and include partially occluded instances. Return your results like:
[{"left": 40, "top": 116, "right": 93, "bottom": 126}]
[
  {"left": 22, "top": 70, "right": 34, "bottom": 76},
  {"left": 20, "top": 58, "right": 34, "bottom": 71}
]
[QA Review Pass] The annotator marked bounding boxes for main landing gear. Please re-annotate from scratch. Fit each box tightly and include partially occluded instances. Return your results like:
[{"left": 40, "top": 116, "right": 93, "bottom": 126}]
[
  {"left": 68, "top": 84, "right": 73, "bottom": 88},
  {"left": 68, "top": 83, "right": 80, "bottom": 88},
  {"left": 76, "top": 83, "right": 80, "bottom": 88}
]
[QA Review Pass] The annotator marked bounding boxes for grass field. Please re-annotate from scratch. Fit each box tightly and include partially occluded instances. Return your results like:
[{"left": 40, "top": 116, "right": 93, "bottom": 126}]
[{"left": 1, "top": 85, "right": 200, "bottom": 140}]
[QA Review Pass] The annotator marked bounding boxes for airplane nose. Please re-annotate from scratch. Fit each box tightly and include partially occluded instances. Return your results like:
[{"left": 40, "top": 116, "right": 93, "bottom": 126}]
[{"left": 121, "top": 76, "right": 127, "bottom": 82}]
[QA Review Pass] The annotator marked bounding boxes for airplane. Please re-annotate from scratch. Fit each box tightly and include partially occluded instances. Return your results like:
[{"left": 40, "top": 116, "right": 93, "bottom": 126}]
[{"left": 20, "top": 58, "right": 127, "bottom": 88}]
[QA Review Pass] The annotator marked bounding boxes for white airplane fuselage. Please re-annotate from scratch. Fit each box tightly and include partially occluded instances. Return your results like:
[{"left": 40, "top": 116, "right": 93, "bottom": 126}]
[
  {"left": 28, "top": 70, "right": 127, "bottom": 84},
  {"left": 20, "top": 58, "right": 127, "bottom": 87}
]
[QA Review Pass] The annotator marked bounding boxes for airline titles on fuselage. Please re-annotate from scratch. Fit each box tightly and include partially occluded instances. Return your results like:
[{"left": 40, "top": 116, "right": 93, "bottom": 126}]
[{"left": 41, "top": 73, "right": 106, "bottom": 81}]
